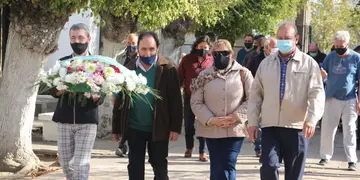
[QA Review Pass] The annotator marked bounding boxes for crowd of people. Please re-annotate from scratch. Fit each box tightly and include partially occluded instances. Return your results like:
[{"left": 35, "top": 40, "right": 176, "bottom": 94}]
[{"left": 49, "top": 22, "right": 360, "bottom": 180}]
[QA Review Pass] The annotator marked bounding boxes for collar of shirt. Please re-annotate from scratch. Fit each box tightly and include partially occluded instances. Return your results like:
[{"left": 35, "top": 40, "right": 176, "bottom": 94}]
[
  {"left": 136, "top": 55, "right": 158, "bottom": 72},
  {"left": 72, "top": 52, "right": 90, "bottom": 57},
  {"left": 278, "top": 50, "right": 296, "bottom": 64}
]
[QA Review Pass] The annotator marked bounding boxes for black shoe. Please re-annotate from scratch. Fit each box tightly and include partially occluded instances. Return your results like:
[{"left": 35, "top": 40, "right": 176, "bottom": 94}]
[
  {"left": 318, "top": 159, "right": 328, "bottom": 166},
  {"left": 120, "top": 144, "right": 128, "bottom": 155},
  {"left": 348, "top": 162, "right": 357, "bottom": 171}
]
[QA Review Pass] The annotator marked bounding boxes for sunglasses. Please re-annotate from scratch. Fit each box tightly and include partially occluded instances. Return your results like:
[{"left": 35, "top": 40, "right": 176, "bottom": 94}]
[{"left": 212, "top": 51, "right": 230, "bottom": 57}]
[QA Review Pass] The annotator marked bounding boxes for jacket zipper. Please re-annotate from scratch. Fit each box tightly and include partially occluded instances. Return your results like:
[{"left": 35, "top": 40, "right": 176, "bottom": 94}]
[{"left": 73, "top": 94, "right": 76, "bottom": 124}]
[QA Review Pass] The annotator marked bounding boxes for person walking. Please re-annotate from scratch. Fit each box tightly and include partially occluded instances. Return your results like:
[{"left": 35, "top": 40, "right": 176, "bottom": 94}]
[
  {"left": 247, "top": 23, "right": 325, "bottom": 180},
  {"left": 178, "top": 35, "right": 214, "bottom": 161},
  {"left": 191, "top": 39, "right": 253, "bottom": 180}
]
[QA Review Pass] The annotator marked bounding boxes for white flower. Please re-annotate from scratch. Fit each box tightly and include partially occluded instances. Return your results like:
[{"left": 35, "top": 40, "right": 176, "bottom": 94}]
[
  {"left": 104, "top": 67, "right": 115, "bottom": 77},
  {"left": 49, "top": 61, "right": 61, "bottom": 76},
  {"left": 64, "top": 73, "right": 75, "bottom": 83},
  {"left": 126, "top": 80, "right": 136, "bottom": 91},
  {"left": 53, "top": 77, "right": 61, "bottom": 86},
  {"left": 85, "top": 63, "right": 97, "bottom": 73},
  {"left": 71, "top": 60, "right": 83, "bottom": 68},
  {"left": 138, "top": 73, "right": 147, "bottom": 85},
  {"left": 107, "top": 74, "right": 125, "bottom": 85},
  {"left": 74, "top": 72, "right": 87, "bottom": 84},
  {"left": 116, "top": 85, "right": 122, "bottom": 92},
  {"left": 91, "top": 85, "right": 101, "bottom": 93},
  {"left": 103, "top": 82, "right": 117, "bottom": 94},
  {"left": 59, "top": 68, "right": 68, "bottom": 78},
  {"left": 56, "top": 83, "right": 68, "bottom": 90}
]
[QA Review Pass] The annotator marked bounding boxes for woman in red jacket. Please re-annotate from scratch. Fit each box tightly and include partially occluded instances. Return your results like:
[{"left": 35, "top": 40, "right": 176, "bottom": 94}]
[{"left": 178, "top": 36, "right": 214, "bottom": 161}]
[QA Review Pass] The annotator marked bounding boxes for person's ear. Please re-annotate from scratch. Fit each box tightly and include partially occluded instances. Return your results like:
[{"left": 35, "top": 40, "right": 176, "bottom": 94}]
[{"left": 295, "top": 34, "right": 300, "bottom": 43}]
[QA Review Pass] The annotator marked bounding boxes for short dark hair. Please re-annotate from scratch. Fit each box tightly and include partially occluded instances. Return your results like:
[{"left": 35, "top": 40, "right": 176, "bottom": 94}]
[
  {"left": 205, "top": 32, "right": 217, "bottom": 43},
  {"left": 137, "top": 31, "right": 160, "bottom": 47},
  {"left": 244, "top": 34, "right": 254, "bottom": 39},
  {"left": 191, "top": 35, "right": 211, "bottom": 53},
  {"left": 354, "top": 45, "right": 360, "bottom": 52},
  {"left": 254, "top": 34, "right": 265, "bottom": 40}
]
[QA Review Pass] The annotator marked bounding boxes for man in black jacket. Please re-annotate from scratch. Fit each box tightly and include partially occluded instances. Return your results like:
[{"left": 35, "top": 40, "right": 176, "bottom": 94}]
[
  {"left": 51, "top": 23, "right": 104, "bottom": 180},
  {"left": 307, "top": 42, "right": 327, "bottom": 65}
]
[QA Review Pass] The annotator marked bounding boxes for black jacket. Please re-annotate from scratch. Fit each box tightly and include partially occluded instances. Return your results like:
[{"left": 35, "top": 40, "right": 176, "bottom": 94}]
[
  {"left": 51, "top": 55, "right": 104, "bottom": 124},
  {"left": 307, "top": 51, "right": 327, "bottom": 65}
]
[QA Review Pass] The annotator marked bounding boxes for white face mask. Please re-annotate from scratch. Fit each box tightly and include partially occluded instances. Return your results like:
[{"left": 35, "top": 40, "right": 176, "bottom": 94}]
[{"left": 271, "top": 48, "right": 279, "bottom": 54}]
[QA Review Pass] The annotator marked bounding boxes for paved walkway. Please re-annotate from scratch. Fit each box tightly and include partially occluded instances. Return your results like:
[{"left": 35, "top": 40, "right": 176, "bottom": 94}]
[{"left": 24, "top": 130, "right": 360, "bottom": 179}]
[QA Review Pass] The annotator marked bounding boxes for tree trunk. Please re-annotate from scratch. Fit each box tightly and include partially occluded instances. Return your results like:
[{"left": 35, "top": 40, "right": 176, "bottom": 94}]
[
  {"left": 159, "top": 17, "right": 192, "bottom": 64},
  {"left": 97, "top": 12, "right": 138, "bottom": 138},
  {"left": 0, "top": 1, "right": 70, "bottom": 174}
]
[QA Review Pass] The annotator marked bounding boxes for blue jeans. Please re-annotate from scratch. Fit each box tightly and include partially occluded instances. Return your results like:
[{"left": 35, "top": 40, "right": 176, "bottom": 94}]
[
  {"left": 260, "top": 127, "right": 308, "bottom": 180},
  {"left": 184, "top": 94, "right": 206, "bottom": 153},
  {"left": 206, "top": 137, "right": 244, "bottom": 180}
]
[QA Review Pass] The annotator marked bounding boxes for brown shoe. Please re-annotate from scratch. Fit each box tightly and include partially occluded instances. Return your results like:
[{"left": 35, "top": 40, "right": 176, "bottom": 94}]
[
  {"left": 184, "top": 149, "right": 193, "bottom": 158},
  {"left": 199, "top": 153, "right": 208, "bottom": 162}
]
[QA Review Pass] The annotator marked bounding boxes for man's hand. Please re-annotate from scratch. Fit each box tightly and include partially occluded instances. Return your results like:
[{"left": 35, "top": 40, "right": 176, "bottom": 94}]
[
  {"left": 55, "top": 90, "right": 65, "bottom": 97},
  {"left": 356, "top": 102, "right": 360, "bottom": 115},
  {"left": 320, "top": 68, "right": 328, "bottom": 79},
  {"left": 169, "top": 131, "right": 179, "bottom": 141},
  {"left": 303, "top": 122, "right": 315, "bottom": 139},
  {"left": 113, "top": 134, "right": 121, "bottom": 142},
  {"left": 91, "top": 94, "right": 101, "bottom": 102},
  {"left": 248, "top": 126, "right": 259, "bottom": 142}
]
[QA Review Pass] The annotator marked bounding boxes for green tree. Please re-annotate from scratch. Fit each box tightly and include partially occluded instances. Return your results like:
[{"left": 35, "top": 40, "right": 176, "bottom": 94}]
[
  {"left": 196, "top": 0, "right": 306, "bottom": 44},
  {"left": 0, "top": 0, "right": 241, "bottom": 175},
  {"left": 311, "top": 0, "right": 360, "bottom": 53}
]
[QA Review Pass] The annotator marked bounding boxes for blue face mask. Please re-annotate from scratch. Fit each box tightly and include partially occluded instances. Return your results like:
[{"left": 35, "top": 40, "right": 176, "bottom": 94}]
[
  {"left": 127, "top": 46, "right": 137, "bottom": 53},
  {"left": 140, "top": 55, "right": 156, "bottom": 65},
  {"left": 277, "top": 40, "right": 293, "bottom": 54}
]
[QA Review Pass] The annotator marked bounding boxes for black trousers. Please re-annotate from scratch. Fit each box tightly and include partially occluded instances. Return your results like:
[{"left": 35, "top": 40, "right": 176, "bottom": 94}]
[
  {"left": 260, "top": 127, "right": 308, "bottom": 180},
  {"left": 127, "top": 128, "right": 169, "bottom": 180}
]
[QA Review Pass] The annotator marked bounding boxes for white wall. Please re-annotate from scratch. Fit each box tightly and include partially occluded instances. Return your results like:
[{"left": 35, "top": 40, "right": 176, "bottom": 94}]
[{"left": 45, "top": 10, "right": 100, "bottom": 70}]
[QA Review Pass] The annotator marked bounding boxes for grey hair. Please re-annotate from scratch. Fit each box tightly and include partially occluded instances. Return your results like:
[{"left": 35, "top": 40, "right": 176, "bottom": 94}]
[
  {"left": 333, "top": 31, "right": 350, "bottom": 44},
  {"left": 278, "top": 23, "right": 298, "bottom": 35},
  {"left": 263, "top": 38, "right": 271, "bottom": 48},
  {"left": 69, "top": 23, "right": 90, "bottom": 37}
]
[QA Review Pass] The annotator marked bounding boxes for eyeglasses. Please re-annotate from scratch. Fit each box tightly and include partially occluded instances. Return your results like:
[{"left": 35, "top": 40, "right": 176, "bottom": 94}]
[{"left": 212, "top": 51, "right": 230, "bottom": 57}]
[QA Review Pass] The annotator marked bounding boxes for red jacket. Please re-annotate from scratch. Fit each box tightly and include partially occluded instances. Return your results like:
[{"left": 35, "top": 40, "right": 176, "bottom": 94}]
[{"left": 178, "top": 53, "right": 214, "bottom": 96}]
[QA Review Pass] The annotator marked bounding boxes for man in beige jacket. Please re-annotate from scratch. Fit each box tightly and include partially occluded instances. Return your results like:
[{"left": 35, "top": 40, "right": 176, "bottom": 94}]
[{"left": 247, "top": 23, "right": 325, "bottom": 180}]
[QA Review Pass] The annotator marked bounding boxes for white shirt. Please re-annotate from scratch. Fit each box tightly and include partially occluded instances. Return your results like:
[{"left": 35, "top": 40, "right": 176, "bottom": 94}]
[
  {"left": 72, "top": 51, "right": 90, "bottom": 57},
  {"left": 136, "top": 56, "right": 158, "bottom": 72}
]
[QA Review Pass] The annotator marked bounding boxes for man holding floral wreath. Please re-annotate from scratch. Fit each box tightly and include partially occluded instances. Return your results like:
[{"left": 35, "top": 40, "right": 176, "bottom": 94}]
[
  {"left": 50, "top": 23, "right": 104, "bottom": 180},
  {"left": 112, "top": 31, "right": 183, "bottom": 180}
]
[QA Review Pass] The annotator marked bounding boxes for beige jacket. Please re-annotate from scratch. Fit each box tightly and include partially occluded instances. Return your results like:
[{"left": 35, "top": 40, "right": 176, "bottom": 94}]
[
  {"left": 190, "top": 61, "right": 253, "bottom": 138},
  {"left": 247, "top": 48, "right": 325, "bottom": 129}
]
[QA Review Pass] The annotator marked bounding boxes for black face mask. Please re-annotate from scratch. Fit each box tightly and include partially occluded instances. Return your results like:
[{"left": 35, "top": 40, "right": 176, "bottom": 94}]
[
  {"left": 193, "top": 49, "right": 208, "bottom": 57},
  {"left": 244, "top": 42, "right": 253, "bottom": 49},
  {"left": 253, "top": 45, "right": 258, "bottom": 50},
  {"left": 335, "top": 47, "right": 347, "bottom": 55},
  {"left": 214, "top": 53, "right": 230, "bottom": 70},
  {"left": 71, "top": 43, "right": 88, "bottom": 55},
  {"left": 126, "top": 46, "right": 137, "bottom": 53}
]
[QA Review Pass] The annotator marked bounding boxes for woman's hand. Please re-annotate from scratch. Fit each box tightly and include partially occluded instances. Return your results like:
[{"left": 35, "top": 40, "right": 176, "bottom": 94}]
[{"left": 210, "top": 116, "right": 232, "bottom": 128}]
